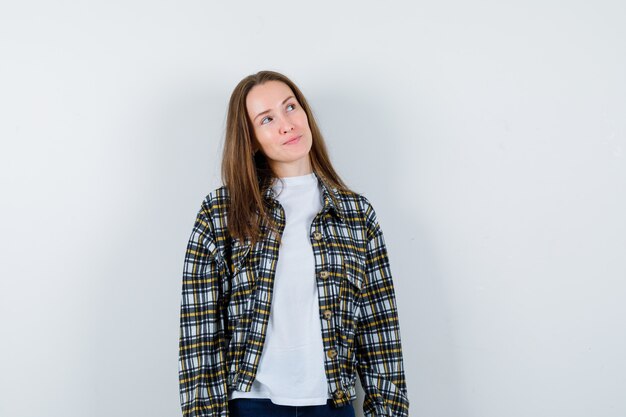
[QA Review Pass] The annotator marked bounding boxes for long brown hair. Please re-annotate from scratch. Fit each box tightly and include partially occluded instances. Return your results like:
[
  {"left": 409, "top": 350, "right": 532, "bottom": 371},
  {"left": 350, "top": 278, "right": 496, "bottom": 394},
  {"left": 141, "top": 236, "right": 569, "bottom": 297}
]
[{"left": 221, "top": 70, "right": 352, "bottom": 246}]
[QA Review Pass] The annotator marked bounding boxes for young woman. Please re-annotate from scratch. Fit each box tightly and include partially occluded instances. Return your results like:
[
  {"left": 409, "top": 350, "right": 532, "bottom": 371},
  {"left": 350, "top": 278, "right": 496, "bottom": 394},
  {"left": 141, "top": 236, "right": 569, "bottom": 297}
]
[{"left": 179, "top": 71, "right": 409, "bottom": 417}]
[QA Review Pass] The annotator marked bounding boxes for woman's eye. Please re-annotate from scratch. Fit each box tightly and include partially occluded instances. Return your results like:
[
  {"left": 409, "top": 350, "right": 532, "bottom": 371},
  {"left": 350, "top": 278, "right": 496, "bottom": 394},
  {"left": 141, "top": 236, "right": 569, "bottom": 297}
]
[
  {"left": 286, "top": 103, "right": 296, "bottom": 111},
  {"left": 261, "top": 116, "right": 272, "bottom": 125}
]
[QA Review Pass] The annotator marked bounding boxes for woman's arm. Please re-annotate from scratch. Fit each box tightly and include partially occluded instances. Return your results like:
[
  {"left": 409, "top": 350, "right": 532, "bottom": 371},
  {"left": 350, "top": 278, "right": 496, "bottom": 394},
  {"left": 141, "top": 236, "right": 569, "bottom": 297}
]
[
  {"left": 178, "top": 202, "right": 229, "bottom": 417},
  {"left": 356, "top": 197, "right": 410, "bottom": 417}
]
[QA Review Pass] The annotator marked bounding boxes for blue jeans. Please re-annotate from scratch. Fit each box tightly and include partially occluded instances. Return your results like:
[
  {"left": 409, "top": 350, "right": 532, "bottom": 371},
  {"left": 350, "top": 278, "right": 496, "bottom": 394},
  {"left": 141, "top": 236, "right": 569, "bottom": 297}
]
[{"left": 228, "top": 398, "right": 356, "bottom": 417}]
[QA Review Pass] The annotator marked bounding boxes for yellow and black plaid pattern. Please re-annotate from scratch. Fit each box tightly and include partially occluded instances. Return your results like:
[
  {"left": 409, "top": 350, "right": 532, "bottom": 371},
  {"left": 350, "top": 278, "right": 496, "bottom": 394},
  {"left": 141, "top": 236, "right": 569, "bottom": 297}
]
[{"left": 179, "top": 172, "right": 409, "bottom": 417}]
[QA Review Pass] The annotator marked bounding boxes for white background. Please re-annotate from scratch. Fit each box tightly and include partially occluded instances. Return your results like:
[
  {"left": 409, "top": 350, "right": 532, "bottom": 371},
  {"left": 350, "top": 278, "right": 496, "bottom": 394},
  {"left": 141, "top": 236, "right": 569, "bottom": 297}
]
[{"left": 1, "top": 1, "right": 625, "bottom": 416}]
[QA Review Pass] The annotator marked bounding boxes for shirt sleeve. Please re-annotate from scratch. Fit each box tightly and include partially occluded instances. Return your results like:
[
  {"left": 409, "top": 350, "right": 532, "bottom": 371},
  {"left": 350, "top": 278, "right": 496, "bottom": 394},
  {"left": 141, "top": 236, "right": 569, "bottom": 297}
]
[
  {"left": 178, "top": 202, "right": 229, "bottom": 417},
  {"left": 355, "top": 197, "right": 410, "bottom": 417}
]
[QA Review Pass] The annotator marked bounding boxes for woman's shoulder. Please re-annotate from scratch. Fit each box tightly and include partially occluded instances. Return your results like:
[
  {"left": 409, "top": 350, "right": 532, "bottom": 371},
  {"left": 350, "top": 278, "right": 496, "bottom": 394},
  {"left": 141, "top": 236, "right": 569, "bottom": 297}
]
[
  {"left": 197, "top": 184, "right": 230, "bottom": 212},
  {"left": 209, "top": 184, "right": 230, "bottom": 200},
  {"left": 191, "top": 185, "right": 231, "bottom": 240},
  {"left": 334, "top": 187, "right": 378, "bottom": 217}
]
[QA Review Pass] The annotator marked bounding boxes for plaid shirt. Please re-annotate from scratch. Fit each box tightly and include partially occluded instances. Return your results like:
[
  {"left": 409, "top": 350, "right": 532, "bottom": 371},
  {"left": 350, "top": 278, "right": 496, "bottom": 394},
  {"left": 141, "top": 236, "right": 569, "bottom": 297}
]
[{"left": 179, "top": 172, "right": 409, "bottom": 417}]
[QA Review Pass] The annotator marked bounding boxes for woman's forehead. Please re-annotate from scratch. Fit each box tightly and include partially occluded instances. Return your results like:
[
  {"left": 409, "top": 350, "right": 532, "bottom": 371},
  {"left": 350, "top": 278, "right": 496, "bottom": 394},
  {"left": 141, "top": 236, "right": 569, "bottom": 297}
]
[
  {"left": 246, "top": 81, "right": 296, "bottom": 115},
  {"left": 247, "top": 81, "right": 294, "bottom": 104}
]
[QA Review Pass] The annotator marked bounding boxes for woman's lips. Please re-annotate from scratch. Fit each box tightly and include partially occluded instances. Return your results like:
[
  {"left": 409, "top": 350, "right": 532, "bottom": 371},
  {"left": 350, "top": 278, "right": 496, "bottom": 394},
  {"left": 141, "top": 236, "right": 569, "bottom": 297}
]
[{"left": 284, "top": 135, "right": 301, "bottom": 145}]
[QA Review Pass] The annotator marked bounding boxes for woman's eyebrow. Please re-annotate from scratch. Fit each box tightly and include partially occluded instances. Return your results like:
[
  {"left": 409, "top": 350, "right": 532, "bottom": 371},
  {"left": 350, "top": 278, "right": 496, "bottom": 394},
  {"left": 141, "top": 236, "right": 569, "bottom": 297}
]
[{"left": 253, "top": 95, "right": 295, "bottom": 122}]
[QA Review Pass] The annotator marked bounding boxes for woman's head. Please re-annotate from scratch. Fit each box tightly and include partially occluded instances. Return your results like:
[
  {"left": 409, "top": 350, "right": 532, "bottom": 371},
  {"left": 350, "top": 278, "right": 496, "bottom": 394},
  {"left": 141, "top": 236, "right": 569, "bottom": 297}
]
[
  {"left": 221, "top": 70, "right": 350, "bottom": 244},
  {"left": 222, "top": 70, "right": 321, "bottom": 179},
  {"left": 245, "top": 79, "right": 312, "bottom": 177}
]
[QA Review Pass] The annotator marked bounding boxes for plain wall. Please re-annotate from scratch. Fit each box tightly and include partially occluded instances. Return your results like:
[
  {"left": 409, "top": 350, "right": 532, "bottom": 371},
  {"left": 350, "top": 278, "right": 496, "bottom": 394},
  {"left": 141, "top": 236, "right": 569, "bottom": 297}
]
[{"left": 1, "top": 1, "right": 625, "bottom": 416}]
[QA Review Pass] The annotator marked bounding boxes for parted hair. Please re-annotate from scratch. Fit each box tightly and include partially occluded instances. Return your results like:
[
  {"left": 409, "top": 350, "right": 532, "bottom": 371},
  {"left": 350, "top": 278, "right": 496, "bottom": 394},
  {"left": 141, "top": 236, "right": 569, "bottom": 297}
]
[{"left": 221, "top": 70, "right": 352, "bottom": 246}]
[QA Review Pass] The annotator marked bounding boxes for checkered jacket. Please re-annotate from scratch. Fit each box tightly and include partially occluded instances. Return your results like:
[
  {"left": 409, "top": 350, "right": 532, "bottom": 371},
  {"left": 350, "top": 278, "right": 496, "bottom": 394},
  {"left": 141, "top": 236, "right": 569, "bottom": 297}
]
[{"left": 178, "top": 172, "right": 409, "bottom": 417}]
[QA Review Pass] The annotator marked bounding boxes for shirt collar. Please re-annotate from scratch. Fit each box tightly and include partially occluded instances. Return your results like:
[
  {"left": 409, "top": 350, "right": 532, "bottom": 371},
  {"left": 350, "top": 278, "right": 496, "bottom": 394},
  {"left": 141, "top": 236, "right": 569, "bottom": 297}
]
[{"left": 261, "top": 171, "right": 345, "bottom": 222}]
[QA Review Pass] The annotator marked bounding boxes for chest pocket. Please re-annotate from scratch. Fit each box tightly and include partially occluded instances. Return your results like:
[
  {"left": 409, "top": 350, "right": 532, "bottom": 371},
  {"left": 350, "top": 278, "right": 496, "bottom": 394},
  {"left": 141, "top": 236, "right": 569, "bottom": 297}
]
[
  {"left": 338, "top": 254, "right": 365, "bottom": 333},
  {"left": 342, "top": 255, "right": 365, "bottom": 292},
  {"left": 227, "top": 240, "right": 257, "bottom": 320},
  {"left": 231, "top": 241, "right": 252, "bottom": 282}
]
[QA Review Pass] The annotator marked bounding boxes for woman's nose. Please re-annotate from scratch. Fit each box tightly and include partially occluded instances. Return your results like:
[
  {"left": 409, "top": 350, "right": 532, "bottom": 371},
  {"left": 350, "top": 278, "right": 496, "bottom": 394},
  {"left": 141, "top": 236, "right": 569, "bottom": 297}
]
[{"left": 280, "top": 118, "right": 294, "bottom": 133}]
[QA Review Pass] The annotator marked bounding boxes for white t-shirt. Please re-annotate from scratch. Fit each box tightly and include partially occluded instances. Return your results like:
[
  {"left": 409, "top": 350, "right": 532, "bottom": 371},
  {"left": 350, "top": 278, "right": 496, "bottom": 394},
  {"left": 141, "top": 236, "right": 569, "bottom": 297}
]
[{"left": 228, "top": 172, "right": 331, "bottom": 405}]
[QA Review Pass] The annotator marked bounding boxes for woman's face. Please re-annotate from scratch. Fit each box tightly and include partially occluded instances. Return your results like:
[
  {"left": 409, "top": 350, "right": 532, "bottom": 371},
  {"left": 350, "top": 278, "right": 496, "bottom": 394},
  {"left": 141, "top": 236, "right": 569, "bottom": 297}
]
[{"left": 246, "top": 80, "right": 313, "bottom": 176}]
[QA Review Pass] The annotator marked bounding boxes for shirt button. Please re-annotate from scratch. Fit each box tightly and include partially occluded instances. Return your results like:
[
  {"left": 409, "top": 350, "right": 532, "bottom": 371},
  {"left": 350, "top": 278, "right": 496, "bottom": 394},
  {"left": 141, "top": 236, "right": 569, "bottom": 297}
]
[
  {"left": 319, "top": 270, "right": 330, "bottom": 279},
  {"left": 322, "top": 310, "right": 332, "bottom": 320},
  {"left": 333, "top": 389, "right": 344, "bottom": 399},
  {"left": 327, "top": 348, "right": 338, "bottom": 359},
  {"left": 313, "top": 231, "right": 323, "bottom": 240}
]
